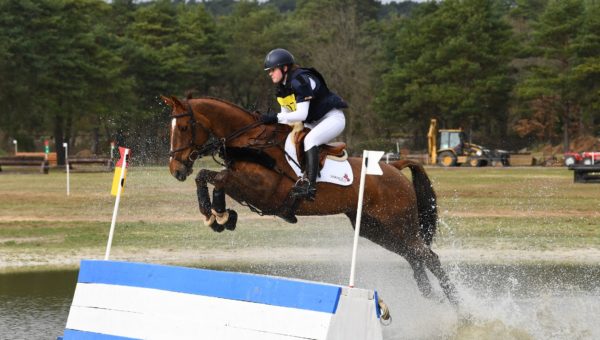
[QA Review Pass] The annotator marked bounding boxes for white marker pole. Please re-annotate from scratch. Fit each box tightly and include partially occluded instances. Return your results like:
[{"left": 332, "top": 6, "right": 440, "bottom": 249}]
[
  {"left": 349, "top": 150, "right": 384, "bottom": 287},
  {"left": 63, "top": 143, "right": 69, "bottom": 196},
  {"left": 13, "top": 139, "right": 17, "bottom": 154},
  {"left": 105, "top": 148, "right": 129, "bottom": 260}
]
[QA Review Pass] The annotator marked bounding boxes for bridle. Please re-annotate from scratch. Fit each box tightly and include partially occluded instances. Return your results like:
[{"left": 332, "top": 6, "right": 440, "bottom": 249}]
[
  {"left": 169, "top": 104, "right": 208, "bottom": 161},
  {"left": 169, "top": 101, "right": 266, "bottom": 165}
]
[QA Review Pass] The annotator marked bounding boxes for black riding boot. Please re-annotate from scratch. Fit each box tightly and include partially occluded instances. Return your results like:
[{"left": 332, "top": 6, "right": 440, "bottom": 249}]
[{"left": 292, "top": 146, "right": 319, "bottom": 201}]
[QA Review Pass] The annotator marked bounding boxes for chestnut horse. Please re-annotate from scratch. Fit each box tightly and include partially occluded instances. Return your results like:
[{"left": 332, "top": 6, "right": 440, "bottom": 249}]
[{"left": 163, "top": 95, "right": 458, "bottom": 305}]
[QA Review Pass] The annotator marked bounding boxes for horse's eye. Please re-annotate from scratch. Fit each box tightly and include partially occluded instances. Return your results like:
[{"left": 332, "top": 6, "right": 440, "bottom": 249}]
[{"left": 178, "top": 126, "right": 188, "bottom": 132}]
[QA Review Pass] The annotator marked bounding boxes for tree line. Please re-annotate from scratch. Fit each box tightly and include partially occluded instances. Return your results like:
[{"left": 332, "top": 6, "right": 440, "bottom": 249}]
[{"left": 0, "top": 0, "right": 598, "bottom": 164}]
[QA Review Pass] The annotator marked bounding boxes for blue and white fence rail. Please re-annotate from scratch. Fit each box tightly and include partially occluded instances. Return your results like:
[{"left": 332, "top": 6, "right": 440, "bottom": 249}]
[{"left": 59, "top": 260, "right": 383, "bottom": 340}]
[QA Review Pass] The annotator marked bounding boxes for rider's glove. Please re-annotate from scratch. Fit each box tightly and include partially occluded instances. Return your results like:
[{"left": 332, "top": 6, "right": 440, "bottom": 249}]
[{"left": 260, "top": 113, "right": 278, "bottom": 125}]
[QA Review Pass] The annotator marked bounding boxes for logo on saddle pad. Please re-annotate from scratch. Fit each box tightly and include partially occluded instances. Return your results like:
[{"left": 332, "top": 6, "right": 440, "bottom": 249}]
[
  {"left": 329, "top": 173, "right": 352, "bottom": 183},
  {"left": 284, "top": 134, "right": 354, "bottom": 186}
]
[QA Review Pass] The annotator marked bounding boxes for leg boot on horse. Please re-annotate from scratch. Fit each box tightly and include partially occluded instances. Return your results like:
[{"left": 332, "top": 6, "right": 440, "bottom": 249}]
[{"left": 292, "top": 146, "right": 319, "bottom": 201}]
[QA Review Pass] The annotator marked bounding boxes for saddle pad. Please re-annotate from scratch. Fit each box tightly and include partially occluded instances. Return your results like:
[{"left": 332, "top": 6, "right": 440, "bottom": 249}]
[{"left": 284, "top": 134, "right": 353, "bottom": 186}]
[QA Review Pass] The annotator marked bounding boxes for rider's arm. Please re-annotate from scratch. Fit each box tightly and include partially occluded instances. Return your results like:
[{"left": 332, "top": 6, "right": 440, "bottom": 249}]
[
  {"left": 277, "top": 76, "right": 316, "bottom": 124},
  {"left": 278, "top": 105, "right": 291, "bottom": 116},
  {"left": 278, "top": 101, "right": 309, "bottom": 124}
]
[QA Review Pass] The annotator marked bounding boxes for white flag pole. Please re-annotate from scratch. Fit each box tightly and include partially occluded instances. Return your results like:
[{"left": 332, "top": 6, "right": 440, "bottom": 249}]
[
  {"left": 349, "top": 150, "right": 384, "bottom": 288},
  {"left": 63, "top": 143, "right": 69, "bottom": 196},
  {"left": 349, "top": 150, "right": 369, "bottom": 287},
  {"left": 105, "top": 148, "right": 129, "bottom": 260}
]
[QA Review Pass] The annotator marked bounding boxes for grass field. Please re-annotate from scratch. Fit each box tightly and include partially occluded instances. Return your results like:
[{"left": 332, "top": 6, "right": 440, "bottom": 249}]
[{"left": 0, "top": 164, "right": 598, "bottom": 273}]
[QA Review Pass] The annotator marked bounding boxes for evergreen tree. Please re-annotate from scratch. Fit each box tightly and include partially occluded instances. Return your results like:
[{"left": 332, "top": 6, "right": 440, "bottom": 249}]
[
  {"left": 572, "top": 0, "right": 600, "bottom": 135},
  {"left": 514, "top": 0, "right": 584, "bottom": 150},
  {"left": 215, "top": 1, "right": 291, "bottom": 108},
  {"left": 376, "top": 0, "right": 515, "bottom": 148},
  {"left": 1, "top": 0, "right": 597, "bottom": 157},
  {"left": 0, "top": 0, "right": 134, "bottom": 163},
  {"left": 119, "top": 0, "right": 224, "bottom": 161}
]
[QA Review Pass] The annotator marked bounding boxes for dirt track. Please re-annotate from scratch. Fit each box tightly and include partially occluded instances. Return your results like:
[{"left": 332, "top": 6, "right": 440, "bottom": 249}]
[{"left": 3, "top": 239, "right": 600, "bottom": 273}]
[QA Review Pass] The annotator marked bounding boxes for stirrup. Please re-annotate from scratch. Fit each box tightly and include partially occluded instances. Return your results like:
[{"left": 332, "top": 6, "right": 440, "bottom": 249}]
[{"left": 291, "top": 179, "right": 316, "bottom": 201}]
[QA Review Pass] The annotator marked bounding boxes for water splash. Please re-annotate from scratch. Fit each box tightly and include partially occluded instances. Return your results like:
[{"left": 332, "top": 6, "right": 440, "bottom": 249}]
[{"left": 376, "top": 262, "right": 600, "bottom": 340}]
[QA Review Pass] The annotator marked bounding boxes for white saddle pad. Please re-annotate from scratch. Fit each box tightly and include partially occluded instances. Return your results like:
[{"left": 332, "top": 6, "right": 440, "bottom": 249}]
[{"left": 284, "top": 134, "right": 353, "bottom": 186}]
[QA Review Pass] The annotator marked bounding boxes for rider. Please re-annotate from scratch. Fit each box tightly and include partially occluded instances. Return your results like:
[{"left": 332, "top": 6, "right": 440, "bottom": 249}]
[{"left": 261, "top": 48, "right": 348, "bottom": 201}]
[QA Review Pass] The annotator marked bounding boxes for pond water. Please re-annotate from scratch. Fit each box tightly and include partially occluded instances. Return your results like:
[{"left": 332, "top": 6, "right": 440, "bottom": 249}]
[{"left": 1, "top": 262, "right": 599, "bottom": 340}]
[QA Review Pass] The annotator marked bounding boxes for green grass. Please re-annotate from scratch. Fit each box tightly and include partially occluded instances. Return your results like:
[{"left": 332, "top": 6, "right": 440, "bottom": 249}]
[
  {"left": 426, "top": 167, "right": 599, "bottom": 250},
  {"left": 1, "top": 165, "right": 598, "bottom": 272},
  {"left": 430, "top": 168, "right": 597, "bottom": 218}
]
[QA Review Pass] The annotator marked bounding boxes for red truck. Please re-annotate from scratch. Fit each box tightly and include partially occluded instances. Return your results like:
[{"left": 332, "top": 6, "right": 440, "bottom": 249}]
[{"left": 564, "top": 151, "right": 600, "bottom": 166}]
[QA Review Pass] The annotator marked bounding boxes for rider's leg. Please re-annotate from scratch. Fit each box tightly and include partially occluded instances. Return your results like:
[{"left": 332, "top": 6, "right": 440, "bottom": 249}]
[
  {"left": 303, "top": 109, "right": 345, "bottom": 147},
  {"left": 292, "top": 110, "right": 345, "bottom": 200},
  {"left": 292, "top": 146, "right": 319, "bottom": 200}
]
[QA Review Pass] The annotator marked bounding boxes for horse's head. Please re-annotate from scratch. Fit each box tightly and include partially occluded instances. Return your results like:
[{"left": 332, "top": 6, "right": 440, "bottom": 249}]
[{"left": 162, "top": 95, "right": 211, "bottom": 181}]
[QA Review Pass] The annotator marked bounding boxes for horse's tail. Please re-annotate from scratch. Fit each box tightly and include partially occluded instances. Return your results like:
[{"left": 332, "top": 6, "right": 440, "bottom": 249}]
[{"left": 391, "top": 160, "right": 438, "bottom": 246}]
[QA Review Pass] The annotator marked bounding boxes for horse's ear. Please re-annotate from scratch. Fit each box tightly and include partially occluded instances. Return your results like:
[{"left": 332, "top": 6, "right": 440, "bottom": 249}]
[
  {"left": 170, "top": 96, "right": 185, "bottom": 110},
  {"left": 160, "top": 95, "right": 173, "bottom": 108}
]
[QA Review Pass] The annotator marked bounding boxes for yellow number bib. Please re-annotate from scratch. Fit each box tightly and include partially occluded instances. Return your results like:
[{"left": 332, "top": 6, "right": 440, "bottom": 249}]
[{"left": 277, "top": 94, "right": 296, "bottom": 112}]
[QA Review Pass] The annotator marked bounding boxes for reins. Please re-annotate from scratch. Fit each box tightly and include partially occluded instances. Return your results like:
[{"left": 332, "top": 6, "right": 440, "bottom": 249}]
[{"left": 169, "top": 101, "right": 285, "bottom": 169}]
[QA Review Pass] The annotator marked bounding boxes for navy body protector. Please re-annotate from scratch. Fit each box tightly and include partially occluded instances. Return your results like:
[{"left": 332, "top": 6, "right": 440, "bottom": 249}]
[{"left": 276, "top": 68, "right": 348, "bottom": 123}]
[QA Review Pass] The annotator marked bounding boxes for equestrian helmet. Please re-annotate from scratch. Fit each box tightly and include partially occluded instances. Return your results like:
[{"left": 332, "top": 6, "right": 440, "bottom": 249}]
[{"left": 264, "top": 48, "right": 295, "bottom": 70}]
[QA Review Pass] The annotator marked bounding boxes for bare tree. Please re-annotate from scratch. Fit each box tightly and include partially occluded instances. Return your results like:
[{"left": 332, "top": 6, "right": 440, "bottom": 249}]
[{"left": 299, "top": 4, "right": 379, "bottom": 148}]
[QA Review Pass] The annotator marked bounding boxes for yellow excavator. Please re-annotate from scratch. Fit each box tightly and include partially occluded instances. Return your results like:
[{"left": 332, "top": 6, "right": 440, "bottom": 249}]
[{"left": 428, "top": 119, "right": 510, "bottom": 167}]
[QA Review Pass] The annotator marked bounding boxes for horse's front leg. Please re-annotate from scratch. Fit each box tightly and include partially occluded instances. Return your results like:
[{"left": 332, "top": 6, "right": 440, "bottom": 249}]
[
  {"left": 194, "top": 169, "right": 237, "bottom": 232},
  {"left": 195, "top": 169, "right": 218, "bottom": 228},
  {"left": 210, "top": 170, "right": 238, "bottom": 232}
]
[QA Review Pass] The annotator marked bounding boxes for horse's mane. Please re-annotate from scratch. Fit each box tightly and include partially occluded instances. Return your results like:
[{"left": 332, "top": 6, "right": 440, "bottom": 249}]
[{"left": 188, "top": 95, "right": 260, "bottom": 120}]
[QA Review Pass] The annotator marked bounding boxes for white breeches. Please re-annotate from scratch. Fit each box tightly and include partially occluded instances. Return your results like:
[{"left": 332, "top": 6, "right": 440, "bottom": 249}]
[{"left": 303, "top": 109, "right": 346, "bottom": 151}]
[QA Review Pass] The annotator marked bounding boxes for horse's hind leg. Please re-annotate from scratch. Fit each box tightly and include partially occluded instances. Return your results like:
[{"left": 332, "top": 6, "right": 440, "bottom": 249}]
[
  {"left": 422, "top": 248, "right": 459, "bottom": 306},
  {"left": 405, "top": 241, "right": 459, "bottom": 306},
  {"left": 345, "top": 212, "right": 436, "bottom": 301},
  {"left": 404, "top": 250, "right": 434, "bottom": 299}
]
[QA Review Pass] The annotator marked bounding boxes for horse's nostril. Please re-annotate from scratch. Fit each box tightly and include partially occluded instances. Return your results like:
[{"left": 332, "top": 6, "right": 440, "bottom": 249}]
[{"left": 174, "top": 170, "right": 186, "bottom": 181}]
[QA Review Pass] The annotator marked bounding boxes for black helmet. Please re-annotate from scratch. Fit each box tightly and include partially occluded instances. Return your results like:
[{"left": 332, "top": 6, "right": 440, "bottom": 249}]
[{"left": 264, "top": 48, "right": 295, "bottom": 70}]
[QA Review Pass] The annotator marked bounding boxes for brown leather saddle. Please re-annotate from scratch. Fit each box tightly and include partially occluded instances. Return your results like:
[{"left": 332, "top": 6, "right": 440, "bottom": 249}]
[{"left": 292, "top": 128, "right": 347, "bottom": 171}]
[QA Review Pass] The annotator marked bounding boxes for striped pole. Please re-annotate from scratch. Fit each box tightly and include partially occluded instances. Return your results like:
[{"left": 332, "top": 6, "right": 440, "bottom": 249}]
[{"left": 105, "top": 148, "right": 129, "bottom": 260}]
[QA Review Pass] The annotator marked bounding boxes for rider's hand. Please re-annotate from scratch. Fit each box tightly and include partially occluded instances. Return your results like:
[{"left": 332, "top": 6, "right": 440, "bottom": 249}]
[{"left": 260, "top": 113, "right": 278, "bottom": 124}]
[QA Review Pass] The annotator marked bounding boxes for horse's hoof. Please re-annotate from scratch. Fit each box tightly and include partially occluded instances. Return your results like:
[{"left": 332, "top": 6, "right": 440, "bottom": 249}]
[
  {"left": 209, "top": 221, "right": 225, "bottom": 233},
  {"left": 279, "top": 214, "right": 297, "bottom": 223},
  {"left": 223, "top": 209, "right": 237, "bottom": 231},
  {"left": 213, "top": 209, "right": 229, "bottom": 225}
]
